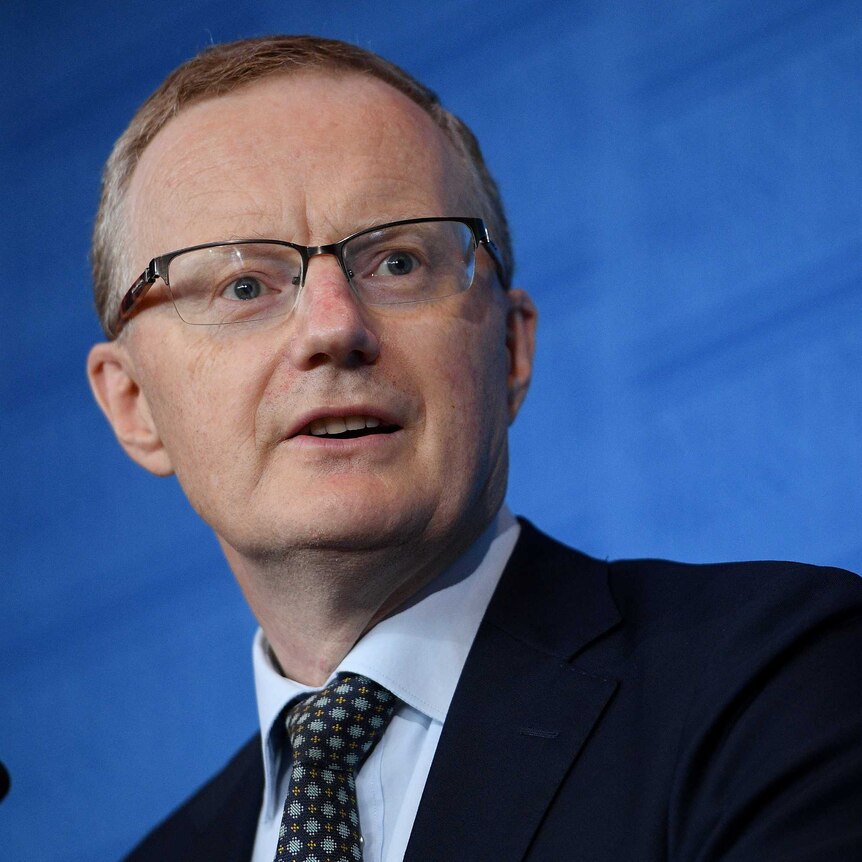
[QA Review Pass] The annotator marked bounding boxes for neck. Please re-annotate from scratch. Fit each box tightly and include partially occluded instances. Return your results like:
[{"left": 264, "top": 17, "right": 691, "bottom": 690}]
[{"left": 219, "top": 526, "right": 491, "bottom": 686}]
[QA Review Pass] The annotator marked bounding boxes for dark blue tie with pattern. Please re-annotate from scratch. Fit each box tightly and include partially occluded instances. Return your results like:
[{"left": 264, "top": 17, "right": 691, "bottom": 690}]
[{"left": 274, "top": 674, "right": 398, "bottom": 862}]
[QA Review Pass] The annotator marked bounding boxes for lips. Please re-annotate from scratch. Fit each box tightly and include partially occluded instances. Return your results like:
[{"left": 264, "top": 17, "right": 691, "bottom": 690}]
[
  {"left": 302, "top": 414, "right": 400, "bottom": 439},
  {"left": 286, "top": 409, "right": 402, "bottom": 441}
]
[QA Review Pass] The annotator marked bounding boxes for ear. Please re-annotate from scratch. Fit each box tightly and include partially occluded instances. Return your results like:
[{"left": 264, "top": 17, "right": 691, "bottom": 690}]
[
  {"left": 86, "top": 341, "right": 174, "bottom": 477},
  {"left": 504, "top": 288, "right": 537, "bottom": 422}
]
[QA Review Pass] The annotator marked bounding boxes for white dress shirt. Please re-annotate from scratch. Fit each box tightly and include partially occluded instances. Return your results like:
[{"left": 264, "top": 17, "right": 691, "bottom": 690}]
[{"left": 250, "top": 506, "right": 520, "bottom": 862}]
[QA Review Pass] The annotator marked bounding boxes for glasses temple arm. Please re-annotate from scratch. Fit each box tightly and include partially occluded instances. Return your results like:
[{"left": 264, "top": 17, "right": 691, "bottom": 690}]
[{"left": 111, "top": 265, "right": 158, "bottom": 338}]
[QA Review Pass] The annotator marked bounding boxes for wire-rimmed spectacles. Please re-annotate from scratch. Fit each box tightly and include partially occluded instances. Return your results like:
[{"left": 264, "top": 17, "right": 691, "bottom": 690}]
[{"left": 111, "top": 217, "right": 507, "bottom": 337}]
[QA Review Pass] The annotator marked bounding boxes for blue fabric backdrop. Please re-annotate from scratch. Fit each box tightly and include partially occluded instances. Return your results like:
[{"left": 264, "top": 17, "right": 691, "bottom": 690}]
[{"left": 2, "top": 1, "right": 861, "bottom": 859}]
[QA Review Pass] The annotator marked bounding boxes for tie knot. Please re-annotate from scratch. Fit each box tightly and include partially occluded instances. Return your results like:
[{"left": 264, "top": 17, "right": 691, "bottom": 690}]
[{"left": 285, "top": 674, "right": 397, "bottom": 773}]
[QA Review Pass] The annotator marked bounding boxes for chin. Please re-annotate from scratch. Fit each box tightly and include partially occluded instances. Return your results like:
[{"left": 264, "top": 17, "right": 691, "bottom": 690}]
[
  {"left": 223, "top": 494, "right": 435, "bottom": 560},
  {"left": 309, "top": 500, "right": 433, "bottom": 551}
]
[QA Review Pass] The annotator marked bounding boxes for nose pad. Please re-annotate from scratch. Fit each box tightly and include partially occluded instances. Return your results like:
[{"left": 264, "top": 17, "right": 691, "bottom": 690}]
[
  {"left": 292, "top": 253, "right": 359, "bottom": 313},
  {"left": 287, "top": 255, "right": 379, "bottom": 369},
  {"left": 297, "top": 245, "right": 354, "bottom": 287}
]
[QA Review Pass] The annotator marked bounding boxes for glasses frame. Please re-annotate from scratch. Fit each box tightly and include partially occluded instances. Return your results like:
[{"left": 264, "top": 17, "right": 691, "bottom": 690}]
[{"left": 110, "top": 216, "right": 507, "bottom": 337}]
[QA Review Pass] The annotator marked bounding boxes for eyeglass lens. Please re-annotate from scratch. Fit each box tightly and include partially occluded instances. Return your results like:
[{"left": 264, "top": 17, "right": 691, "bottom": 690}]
[{"left": 165, "top": 220, "right": 477, "bottom": 326}]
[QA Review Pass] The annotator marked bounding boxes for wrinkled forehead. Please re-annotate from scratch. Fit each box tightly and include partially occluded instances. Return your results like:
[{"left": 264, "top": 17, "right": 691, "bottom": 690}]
[{"left": 125, "top": 71, "right": 475, "bottom": 256}]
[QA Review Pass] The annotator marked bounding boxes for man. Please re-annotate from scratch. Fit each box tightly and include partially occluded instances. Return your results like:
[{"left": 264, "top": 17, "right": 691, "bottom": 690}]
[{"left": 87, "top": 35, "right": 862, "bottom": 862}]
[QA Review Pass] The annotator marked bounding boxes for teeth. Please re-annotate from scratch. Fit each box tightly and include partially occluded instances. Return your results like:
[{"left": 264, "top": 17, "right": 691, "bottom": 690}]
[
  {"left": 307, "top": 416, "right": 386, "bottom": 436},
  {"left": 325, "top": 417, "right": 348, "bottom": 434}
]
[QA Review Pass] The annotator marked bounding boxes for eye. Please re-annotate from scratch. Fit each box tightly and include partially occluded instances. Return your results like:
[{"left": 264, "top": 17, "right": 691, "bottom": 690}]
[
  {"left": 373, "top": 251, "right": 419, "bottom": 277},
  {"left": 222, "top": 275, "right": 265, "bottom": 301}
]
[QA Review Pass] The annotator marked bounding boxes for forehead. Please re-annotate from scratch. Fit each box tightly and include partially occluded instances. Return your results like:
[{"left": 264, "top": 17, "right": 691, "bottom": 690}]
[{"left": 126, "top": 71, "right": 469, "bottom": 254}]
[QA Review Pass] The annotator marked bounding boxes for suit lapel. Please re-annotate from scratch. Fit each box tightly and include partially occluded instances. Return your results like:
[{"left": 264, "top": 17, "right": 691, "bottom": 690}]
[
  {"left": 185, "top": 735, "right": 263, "bottom": 862},
  {"left": 125, "top": 735, "right": 263, "bottom": 862},
  {"left": 405, "top": 521, "right": 621, "bottom": 862}
]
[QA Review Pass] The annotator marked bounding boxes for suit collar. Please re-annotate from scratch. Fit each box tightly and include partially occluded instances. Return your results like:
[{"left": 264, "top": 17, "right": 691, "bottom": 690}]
[
  {"left": 405, "top": 520, "right": 621, "bottom": 862},
  {"left": 485, "top": 519, "right": 621, "bottom": 659}
]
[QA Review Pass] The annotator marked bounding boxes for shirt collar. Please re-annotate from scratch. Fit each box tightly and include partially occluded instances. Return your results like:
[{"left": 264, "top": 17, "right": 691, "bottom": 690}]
[{"left": 252, "top": 505, "right": 520, "bottom": 814}]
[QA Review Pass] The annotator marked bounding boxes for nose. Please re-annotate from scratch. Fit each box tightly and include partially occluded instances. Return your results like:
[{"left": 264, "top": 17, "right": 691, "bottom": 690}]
[{"left": 286, "top": 256, "right": 380, "bottom": 370}]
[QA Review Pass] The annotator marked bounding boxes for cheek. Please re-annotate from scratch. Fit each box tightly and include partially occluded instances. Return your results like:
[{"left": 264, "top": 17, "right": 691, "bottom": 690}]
[
  {"left": 136, "top": 334, "right": 267, "bottom": 484},
  {"left": 432, "top": 315, "right": 510, "bottom": 453}
]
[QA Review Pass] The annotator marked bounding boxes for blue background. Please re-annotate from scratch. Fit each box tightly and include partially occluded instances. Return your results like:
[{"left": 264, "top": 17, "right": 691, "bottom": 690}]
[{"left": 2, "top": 1, "right": 861, "bottom": 859}]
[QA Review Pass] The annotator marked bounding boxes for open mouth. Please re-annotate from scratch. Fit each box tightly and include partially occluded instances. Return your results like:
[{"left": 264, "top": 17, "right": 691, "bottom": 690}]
[{"left": 295, "top": 415, "right": 401, "bottom": 440}]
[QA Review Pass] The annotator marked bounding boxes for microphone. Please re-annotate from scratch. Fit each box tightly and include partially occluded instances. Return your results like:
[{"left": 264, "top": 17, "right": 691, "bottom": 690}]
[{"left": 0, "top": 761, "right": 10, "bottom": 802}]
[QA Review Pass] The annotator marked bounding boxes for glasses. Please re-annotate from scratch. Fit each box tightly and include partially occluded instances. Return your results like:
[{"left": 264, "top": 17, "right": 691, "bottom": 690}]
[{"left": 111, "top": 217, "right": 506, "bottom": 337}]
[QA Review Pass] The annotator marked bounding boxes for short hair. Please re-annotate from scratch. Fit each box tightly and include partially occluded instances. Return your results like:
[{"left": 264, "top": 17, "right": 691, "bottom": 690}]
[{"left": 91, "top": 34, "right": 514, "bottom": 337}]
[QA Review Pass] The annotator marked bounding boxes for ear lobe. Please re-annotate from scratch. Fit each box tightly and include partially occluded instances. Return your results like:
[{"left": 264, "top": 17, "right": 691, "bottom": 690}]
[
  {"left": 505, "top": 288, "right": 537, "bottom": 422},
  {"left": 86, "top": 341, "right": 174, "bottom": 477}
]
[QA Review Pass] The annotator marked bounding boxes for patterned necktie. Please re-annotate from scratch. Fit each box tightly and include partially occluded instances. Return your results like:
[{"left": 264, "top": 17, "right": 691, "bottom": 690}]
[{"left": 274, "top": 674, "right": 398, "bottom": 862}]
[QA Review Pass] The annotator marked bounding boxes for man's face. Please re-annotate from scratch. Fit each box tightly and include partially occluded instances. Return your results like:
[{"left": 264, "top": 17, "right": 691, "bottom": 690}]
[{"left": 91, "top": 72, "right": 534, "bottom": 573}]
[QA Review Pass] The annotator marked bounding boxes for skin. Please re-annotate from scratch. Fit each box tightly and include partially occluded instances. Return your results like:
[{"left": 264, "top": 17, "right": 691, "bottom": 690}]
[{"left": 87, "top": 71, "right": 536, "bottom": 684}]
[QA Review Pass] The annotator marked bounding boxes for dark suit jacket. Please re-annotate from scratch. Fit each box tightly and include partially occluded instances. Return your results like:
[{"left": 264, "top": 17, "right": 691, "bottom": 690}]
[{"left": 124, "top": 521, "right": 862, "bottom": 861}]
